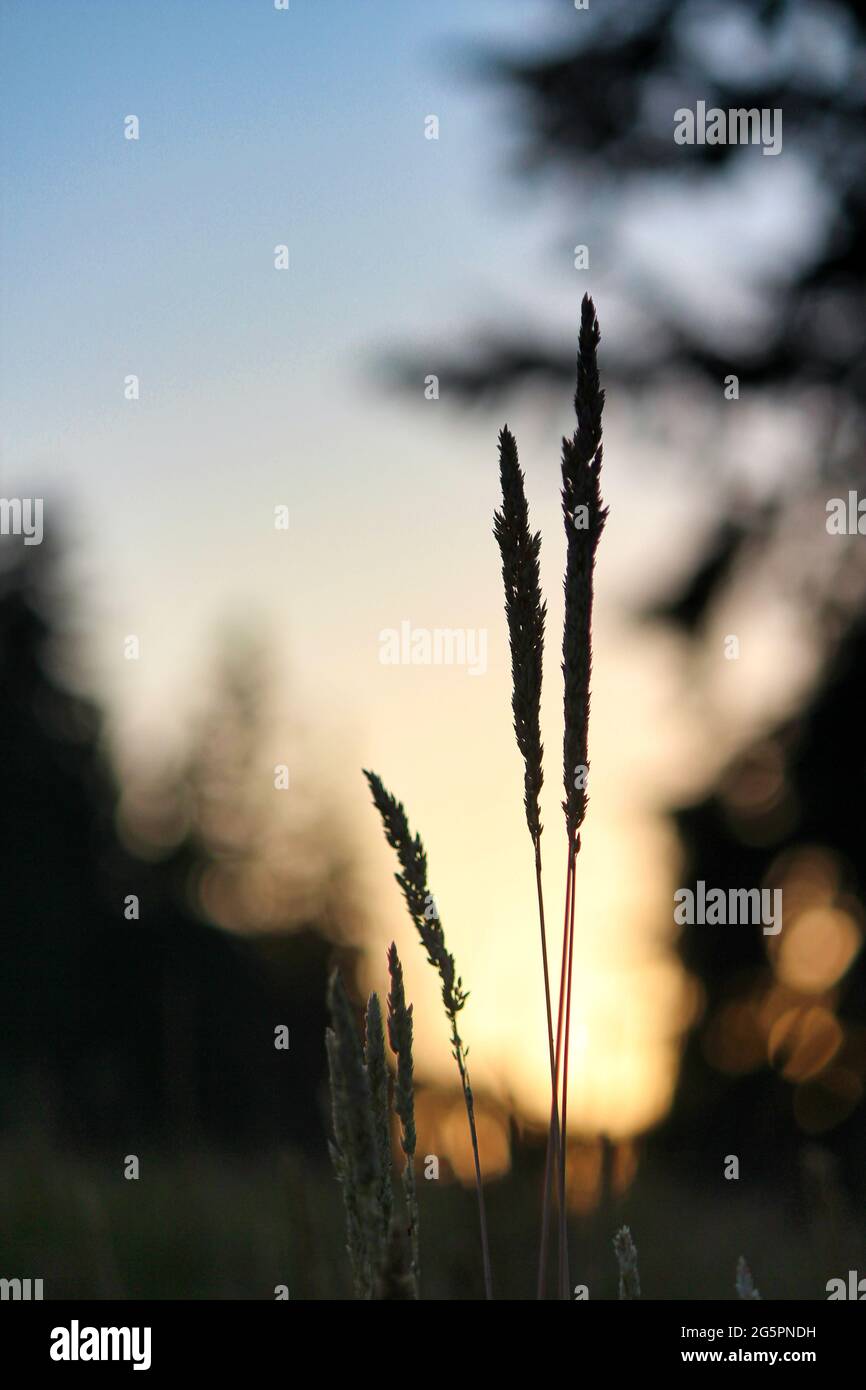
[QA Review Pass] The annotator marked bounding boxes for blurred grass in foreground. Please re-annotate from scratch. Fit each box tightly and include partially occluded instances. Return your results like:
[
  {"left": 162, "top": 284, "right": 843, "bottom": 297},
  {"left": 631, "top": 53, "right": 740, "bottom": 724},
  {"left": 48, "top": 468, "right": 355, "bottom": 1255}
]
[{"left": 1, "top": 1138, "right": 858, "bottom": 1300}]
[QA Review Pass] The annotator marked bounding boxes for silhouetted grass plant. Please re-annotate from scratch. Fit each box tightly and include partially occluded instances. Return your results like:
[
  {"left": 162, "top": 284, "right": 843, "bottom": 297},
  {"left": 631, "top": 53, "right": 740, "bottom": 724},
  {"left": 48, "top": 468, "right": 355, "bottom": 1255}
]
[
  {"left": 736, "top": 1255, "right": 761, "bottom": 1300},
  {"left": 325, "top": 972, "right": 382, "bottom": 1298},
  {"left": 553, "top": 294, "right": 608, "bottom": 1296},
  {"left": 494, "top": 425, "right": 565, "bottom": 1297},
  {"left": 326, "top": 959, "right": 419, "bottom": 1299},
  {"left": 387, "top": 941, "right": 420, "bottom": 1297},
  {"left": 337, "top": 295, "right": 608, "bottom": 1300},
  {"left": 362, "top": 769, "right": 494, "bottom": 1300},
  {"left": 614, "top": 1226, "right": 641, "bottom": 1300},
  {"left": 364, "top": 993, "right": 393, "bottom": 1253},
  {"left": 493, "top": 296, "right": 608, "bottom": 1299}
]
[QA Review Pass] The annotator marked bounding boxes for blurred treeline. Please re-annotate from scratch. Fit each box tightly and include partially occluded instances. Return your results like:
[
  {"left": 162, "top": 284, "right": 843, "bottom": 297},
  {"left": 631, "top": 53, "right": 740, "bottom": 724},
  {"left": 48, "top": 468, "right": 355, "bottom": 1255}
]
[{"left": 0, "top": 540, "right": 362, "bottom": 1159}]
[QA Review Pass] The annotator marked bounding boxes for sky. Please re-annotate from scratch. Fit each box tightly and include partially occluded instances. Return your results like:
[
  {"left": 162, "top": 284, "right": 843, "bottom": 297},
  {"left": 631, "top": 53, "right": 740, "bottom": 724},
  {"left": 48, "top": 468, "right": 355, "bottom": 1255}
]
[{"left": 0, "top": 0, "right": 821, "bottom": 1143}]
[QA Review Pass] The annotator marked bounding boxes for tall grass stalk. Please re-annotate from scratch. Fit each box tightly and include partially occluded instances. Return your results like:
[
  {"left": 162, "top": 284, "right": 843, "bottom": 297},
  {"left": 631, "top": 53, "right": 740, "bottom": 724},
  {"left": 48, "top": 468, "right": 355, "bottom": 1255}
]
[
  {"left": 327, "top": 967, "right": 419, "bottom": 1298},
  {"left": 355, "top": 297, "right": 607, "bottom": 1302},
  {"left": 492, "top": 424, "right": 564, "bottom": 1298},
  {"left": 387, "top": 941, "right": 420, "bottom": 1298},
  {"left": 364, "top": 992, "right": 393, "bottom": 1255},
  {"left": 364, "top": 770, "right": 494, "bottom": 1299},
  {"left": 325, "top": 971, "right": 382, "bottom": 1298},
  {"left": 736, "top": 1256, "right": 761, "bottom": 1300},
  {"left": 555, "top": 292, "right": 607, "bottom": 1298},
  {"left": 614, "top": 1225, "right": 641, "bottom": 1300}
]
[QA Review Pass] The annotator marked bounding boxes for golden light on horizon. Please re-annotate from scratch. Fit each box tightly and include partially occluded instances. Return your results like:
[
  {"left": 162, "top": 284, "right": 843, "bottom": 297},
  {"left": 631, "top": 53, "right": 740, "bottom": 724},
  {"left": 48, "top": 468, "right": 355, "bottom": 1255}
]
[
  {"left": 358, "top": 628, "right": 702, "bottom": 1150},
  {"left": 364, "top": 797, "right": 697, "bottom": 1147}
]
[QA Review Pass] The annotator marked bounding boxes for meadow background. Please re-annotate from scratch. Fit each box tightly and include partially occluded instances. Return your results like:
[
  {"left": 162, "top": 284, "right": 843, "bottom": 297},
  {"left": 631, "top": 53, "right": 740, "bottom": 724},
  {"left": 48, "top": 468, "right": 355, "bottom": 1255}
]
[{"left": 1, "top": 0, "right": 864, "bottom": 1298}]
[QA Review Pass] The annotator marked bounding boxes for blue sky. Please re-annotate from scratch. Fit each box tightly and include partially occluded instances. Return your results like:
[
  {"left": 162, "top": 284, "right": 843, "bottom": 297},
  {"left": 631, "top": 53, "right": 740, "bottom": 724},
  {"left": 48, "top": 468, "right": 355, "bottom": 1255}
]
[
  {"left": 0, "top": 0, "right": 537, "bottom": 443},
  {"left": 0, "top": 0, "right": 589, "bottom": 752}
]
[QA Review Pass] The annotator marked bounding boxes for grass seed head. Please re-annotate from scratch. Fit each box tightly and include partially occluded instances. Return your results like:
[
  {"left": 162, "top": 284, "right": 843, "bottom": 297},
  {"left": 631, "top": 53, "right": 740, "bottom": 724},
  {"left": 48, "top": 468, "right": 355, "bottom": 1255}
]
[
  {"left": 614, "top": 1224, "right": 641, "bottom": 1300},
  {"left": 363, "top": 770, "right": 467, "bottom": 1022},
  {"left": 561, "top": 294, "right": 608, "bottom": 845},
  {"left": 736, "top": 1255, "right": 761, "bottom": 1300},
  {"left": 364, "top": 991, "right": 393, "bottom": 1243},
  {"left": 386, "top": 942, "right": 416, "bottom": 1158},
  {"left": 494, "top": 424, "right": 546, "bottom": 845}
]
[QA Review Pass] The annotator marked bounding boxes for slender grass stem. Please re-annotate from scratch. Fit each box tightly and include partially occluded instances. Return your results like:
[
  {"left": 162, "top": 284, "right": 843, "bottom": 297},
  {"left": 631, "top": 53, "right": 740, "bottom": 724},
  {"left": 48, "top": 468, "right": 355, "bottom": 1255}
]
[
  {"left": 555, "top": 294, "right": 606, "bottom": 1300},
  {"left": 453, "top": 1036, "right": 494, "bottom": 1300},
  {"left": 558, "top": 841, "right": 578, "bottom": 1299},
  {"left": 493, "top": 424, "right": 556, "bottom": 1299},
  {"left": 538, "top": 841, "right": 575, "bottom": 1297},
  {"left": 533, "top": 839, "right": 563, "bottom": 1300},
  {"left": 534, "top": 843, "right": 560, "bottom": 1140},
  {"left": 537, "top": 1118, "right": 555, "bottom": 1299}
]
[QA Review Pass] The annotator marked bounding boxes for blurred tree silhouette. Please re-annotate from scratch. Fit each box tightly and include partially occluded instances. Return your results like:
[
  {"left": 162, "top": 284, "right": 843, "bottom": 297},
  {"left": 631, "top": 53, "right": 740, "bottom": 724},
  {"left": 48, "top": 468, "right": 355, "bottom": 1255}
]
[
  {"left": 396, "top": 0, "right": 865, "bottom": 626},
  {"left": 663, "top": 609, "right": 866, "bottom": 1204},
  {"left": 0, "top": 541, "right": 357, "bottom": 1156},
  {"left": 434, "top": 2, "right": 864, "bottom": 388}
]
